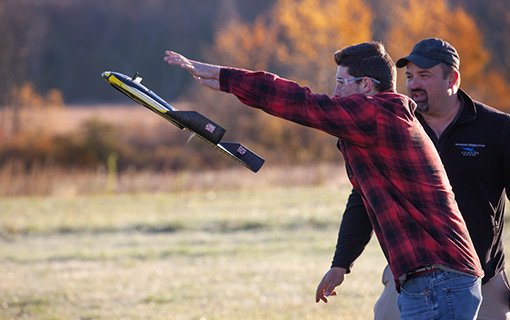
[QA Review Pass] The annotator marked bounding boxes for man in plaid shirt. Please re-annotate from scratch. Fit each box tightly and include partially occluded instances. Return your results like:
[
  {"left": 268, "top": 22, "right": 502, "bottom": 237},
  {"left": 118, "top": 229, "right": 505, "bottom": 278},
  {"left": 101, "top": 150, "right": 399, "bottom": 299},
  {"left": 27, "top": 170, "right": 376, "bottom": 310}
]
[{"left": 164, "top": 42, "right": 484, "bottom": 319}]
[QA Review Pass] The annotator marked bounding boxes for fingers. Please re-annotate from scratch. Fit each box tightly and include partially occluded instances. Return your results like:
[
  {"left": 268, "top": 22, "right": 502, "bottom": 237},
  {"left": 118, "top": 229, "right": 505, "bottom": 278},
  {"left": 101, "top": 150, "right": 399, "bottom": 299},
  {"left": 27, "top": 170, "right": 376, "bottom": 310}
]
[
  {"left": 164, "top": 51, "right": 194, "bottom": 71},
  {"left": 316, "top": 284, "right": 327, "bottom": 303},
  {"left": 316, "top": 286, "right": 337, "bottom": 303},
  {"left": 164, "top": 51, "right": 195, "bottom": 74},
  {"left": 164, "top": 51, "right": 186, "bottom": 64},
  {"left": 163, "top": 50, "right": 221, "bottom": 90},
  {"left": 315, "top": 279, "right": 331, "bottom": 303},
  {"left": 316, "top": 268, "right": 346, "bottom": 304},
  {"left": 316, "top": 274, "right": 329, "bottom": 303},
  {"left": 163, "top": 51, "right": 180, "bottom": 65},
  {"left": 326, "top": 281, "right": 339, "bottom": 297}
]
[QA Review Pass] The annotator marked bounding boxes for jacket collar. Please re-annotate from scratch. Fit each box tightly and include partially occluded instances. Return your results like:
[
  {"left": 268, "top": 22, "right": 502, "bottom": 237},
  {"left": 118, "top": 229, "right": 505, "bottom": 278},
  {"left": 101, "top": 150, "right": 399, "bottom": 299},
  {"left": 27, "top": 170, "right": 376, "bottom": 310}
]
[{"left": 455, "top": 89, "right": 477, "bottom": 124}]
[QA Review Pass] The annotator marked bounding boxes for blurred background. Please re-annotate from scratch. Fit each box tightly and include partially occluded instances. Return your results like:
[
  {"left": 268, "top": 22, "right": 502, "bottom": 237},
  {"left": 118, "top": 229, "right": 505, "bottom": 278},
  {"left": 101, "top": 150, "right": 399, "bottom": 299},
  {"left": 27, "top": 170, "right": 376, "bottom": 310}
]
[{"left": 1, "top": 0, "right": 509, "bottom": 196}]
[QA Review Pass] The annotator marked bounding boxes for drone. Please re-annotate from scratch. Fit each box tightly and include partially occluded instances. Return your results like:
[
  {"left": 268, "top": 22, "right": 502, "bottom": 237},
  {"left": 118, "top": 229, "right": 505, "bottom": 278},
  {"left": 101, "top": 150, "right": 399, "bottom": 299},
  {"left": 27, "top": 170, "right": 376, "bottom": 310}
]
[{"left": 102, "top": 71, "right": 264, "bottom": 172}]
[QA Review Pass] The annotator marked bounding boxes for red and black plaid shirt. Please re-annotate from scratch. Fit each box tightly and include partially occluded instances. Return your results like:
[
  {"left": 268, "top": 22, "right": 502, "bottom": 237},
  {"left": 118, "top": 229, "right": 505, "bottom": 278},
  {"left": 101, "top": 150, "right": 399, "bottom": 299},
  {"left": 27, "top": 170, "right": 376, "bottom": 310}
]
[{"left": 220, "top": 67, "right": 483, "bottom": 282}]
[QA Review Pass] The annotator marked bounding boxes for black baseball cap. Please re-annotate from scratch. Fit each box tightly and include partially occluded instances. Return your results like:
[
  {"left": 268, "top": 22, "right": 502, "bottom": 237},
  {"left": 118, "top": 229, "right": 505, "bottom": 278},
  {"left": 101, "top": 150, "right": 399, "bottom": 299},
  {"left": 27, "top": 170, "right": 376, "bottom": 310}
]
[{"left": 396, "top": 38, "right": 460, "bottom": 69}]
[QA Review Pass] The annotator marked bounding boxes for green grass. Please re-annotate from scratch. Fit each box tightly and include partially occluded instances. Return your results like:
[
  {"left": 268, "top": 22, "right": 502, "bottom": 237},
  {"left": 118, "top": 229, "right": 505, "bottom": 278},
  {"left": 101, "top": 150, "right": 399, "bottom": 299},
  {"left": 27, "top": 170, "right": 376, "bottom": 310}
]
[{"left": 1, "top": 186, "right": 508, "bottom": 319}]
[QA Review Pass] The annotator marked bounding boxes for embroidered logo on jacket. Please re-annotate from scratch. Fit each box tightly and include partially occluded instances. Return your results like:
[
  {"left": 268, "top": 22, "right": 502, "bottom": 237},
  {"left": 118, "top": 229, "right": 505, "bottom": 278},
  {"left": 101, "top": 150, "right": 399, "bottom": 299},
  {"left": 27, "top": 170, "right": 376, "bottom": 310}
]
[{"left": 455, "top": 143, "right": 485, "bottom": 157}]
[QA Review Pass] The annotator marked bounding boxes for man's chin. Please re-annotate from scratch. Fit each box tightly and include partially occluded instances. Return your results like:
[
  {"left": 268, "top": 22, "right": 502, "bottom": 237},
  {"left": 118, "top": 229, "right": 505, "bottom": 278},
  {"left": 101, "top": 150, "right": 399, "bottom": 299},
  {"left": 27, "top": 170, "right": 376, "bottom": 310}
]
[{"left": 415, "top": 102, "right": 429, "bottom": 113}]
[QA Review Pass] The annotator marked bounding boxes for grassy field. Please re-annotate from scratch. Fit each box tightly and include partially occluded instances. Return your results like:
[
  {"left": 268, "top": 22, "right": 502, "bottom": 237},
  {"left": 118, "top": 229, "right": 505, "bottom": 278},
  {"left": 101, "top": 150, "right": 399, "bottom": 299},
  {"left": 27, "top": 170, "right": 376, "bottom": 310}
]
[
  {"left": 1, "top": 182, "right": 509, "bottom": 320},
  {"left": 0, "top": 183, "right": 393, "bottom": 320}
]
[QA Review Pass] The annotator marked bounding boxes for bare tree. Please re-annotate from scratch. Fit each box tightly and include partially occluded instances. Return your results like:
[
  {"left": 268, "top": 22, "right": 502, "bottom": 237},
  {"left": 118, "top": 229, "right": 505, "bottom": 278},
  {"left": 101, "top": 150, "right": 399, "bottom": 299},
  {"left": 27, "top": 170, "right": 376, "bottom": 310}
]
[{"left": 0, "top": 0, "right": 49, "bottom": 137}]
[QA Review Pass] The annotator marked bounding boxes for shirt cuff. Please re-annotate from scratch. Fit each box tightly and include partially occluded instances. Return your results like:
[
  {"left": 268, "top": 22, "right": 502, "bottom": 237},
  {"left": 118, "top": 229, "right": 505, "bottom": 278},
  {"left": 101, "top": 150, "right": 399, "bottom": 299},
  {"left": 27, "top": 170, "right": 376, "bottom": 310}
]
[
  {"left": 331, "top": 259, "right": 353, "bottom": 274},
  {"left": 219, "top": 67, "right": 238, "bottom": 93}
]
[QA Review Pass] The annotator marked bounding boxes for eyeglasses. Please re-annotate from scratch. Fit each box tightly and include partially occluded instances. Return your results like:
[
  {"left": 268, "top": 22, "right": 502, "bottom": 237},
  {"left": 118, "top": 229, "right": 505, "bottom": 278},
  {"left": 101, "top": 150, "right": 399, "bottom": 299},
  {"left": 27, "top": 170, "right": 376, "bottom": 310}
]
[{"left": 335, "top": 76, "right": 381, "bottom": 89}]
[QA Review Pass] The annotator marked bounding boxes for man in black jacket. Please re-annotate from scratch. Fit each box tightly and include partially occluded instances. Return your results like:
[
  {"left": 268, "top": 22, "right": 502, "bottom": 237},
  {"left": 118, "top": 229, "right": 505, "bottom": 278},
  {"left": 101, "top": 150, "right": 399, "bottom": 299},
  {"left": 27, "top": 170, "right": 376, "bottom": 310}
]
[{"left": 316, "top": 38, "right": 510, "bottom": 319}]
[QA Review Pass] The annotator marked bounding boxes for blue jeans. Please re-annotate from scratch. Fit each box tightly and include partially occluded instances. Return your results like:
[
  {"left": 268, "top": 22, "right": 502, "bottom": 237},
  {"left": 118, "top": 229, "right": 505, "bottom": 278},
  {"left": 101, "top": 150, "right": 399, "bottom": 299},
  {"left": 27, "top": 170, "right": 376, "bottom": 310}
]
[{"left": 397, "top": 269, "right": 482, "bottom": 320}]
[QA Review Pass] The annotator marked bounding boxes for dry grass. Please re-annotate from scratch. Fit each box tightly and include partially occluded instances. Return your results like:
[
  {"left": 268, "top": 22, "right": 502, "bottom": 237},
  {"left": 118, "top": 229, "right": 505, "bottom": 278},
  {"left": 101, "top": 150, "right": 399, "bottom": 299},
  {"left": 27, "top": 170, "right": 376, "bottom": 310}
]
[
  {"left": 1, "top": 167, "right": 509, "bottom": 320},
  {"left": 0, "top": 162, "right": 347, "bottom": 197},
  {"left": 0, "top": 184, "right": 388, "bottom": 320}
]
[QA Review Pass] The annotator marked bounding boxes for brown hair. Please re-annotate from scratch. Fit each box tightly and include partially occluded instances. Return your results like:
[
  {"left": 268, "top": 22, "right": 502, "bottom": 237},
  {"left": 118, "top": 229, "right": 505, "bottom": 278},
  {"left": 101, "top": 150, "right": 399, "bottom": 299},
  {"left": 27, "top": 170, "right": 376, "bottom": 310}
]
[{"left": 334, "top": 42, "right": 396, "bottom": 91}]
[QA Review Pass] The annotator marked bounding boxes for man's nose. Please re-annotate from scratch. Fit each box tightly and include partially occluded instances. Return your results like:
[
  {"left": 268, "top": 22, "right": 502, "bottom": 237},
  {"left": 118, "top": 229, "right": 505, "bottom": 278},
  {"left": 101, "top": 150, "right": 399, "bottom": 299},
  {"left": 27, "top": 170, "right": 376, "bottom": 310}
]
[{"left": 407, "top": 77, "right": 420, "bottom": 90}]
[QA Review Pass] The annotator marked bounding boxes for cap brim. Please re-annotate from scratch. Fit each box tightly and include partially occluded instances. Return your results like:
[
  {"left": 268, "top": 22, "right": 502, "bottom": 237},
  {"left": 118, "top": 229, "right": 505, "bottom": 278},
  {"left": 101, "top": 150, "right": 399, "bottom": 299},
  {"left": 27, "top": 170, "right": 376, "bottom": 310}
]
[{"left": 396, "top": 55, "right": 442, "bottom": 69}]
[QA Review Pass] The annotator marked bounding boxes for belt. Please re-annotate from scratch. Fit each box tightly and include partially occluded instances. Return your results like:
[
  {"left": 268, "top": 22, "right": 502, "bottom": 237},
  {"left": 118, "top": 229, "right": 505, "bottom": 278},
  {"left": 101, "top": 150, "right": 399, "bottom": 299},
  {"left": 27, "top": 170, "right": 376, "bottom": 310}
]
[
  {"left": 406, "top": 265, "right": 440, "bottom": 279},
  {"left": 396, "top": 264, "right": 441, "bottom": 293}
]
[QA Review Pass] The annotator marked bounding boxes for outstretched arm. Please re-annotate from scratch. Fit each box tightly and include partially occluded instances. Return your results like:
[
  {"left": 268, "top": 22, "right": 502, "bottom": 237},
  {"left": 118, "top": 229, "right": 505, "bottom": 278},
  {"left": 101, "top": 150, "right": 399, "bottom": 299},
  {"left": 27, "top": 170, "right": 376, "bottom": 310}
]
[{"left": 164, "top": 51, "right": 221, "bottom": 90}]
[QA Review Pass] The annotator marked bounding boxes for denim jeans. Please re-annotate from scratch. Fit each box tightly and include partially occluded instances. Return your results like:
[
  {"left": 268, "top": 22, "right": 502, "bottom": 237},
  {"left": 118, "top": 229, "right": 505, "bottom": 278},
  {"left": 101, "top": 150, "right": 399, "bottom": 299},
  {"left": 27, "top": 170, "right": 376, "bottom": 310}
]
[{"left": 397, "top": 269, "right": 482, "bottom": 320}]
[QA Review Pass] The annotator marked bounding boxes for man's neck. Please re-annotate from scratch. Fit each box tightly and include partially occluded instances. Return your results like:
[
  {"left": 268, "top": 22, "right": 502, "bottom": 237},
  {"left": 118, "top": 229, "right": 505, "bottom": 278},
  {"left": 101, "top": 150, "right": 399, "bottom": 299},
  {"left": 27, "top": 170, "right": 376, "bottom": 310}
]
[{"left": 421, "top": 95, "right": 462, "bottom": 139}]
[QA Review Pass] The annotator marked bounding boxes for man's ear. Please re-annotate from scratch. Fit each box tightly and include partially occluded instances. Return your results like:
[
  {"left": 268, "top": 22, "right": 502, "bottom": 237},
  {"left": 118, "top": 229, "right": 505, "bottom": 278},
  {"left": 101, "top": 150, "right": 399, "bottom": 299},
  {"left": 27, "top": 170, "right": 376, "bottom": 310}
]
[
  {"left": 361, "top": 77, "right": 374, "bottom": 94},
  {"left": 448, "top": 70, "right": 460, "bottom": 90}
]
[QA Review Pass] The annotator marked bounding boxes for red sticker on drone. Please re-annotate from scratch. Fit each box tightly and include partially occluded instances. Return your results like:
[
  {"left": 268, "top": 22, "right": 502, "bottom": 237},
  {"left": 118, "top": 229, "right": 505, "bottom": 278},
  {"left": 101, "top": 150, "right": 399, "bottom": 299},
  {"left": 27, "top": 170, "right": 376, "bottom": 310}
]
[
  {"left": 236, "top": 146, "right": 247, "bottom": 155},
  {"left": 205, "top": 123, "right": 216, "bottom": 133}
]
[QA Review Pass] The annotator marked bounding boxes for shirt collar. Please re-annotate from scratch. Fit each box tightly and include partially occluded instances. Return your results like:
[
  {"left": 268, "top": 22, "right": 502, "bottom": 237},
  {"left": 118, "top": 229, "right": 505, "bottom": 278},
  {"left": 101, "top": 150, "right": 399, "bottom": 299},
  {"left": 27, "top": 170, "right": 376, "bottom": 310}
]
[{"left": 455, "top": 88, "right": 477, "bottom": 124}]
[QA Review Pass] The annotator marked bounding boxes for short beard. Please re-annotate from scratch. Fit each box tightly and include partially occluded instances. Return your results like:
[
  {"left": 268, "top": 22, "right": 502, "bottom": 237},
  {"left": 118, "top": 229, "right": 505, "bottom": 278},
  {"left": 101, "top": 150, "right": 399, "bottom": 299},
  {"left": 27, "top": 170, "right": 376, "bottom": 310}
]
[
  {"left": 411, "top": 89, "right": 429, "bottom": 114},
  {"left": 415, "top": 101, "right": 429, "bottom": 113}
]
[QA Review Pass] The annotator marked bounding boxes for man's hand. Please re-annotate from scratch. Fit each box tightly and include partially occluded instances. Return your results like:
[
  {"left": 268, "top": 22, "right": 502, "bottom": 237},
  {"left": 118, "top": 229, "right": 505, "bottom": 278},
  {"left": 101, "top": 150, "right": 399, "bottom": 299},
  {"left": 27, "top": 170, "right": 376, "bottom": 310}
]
[
  {"left": 164, "top": 51, "right": 221, "bottom": 90},
  {"left": 315, "top": 267, "right": 347, "bottom": 303}
]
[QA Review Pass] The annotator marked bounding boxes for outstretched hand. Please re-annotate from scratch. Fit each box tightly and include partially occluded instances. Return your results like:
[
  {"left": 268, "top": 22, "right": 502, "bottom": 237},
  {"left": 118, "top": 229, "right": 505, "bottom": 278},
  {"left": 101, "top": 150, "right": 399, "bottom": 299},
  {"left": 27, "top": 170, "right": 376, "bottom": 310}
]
[{"left": 164, "top": 51, "right": 221, "bottom": 90}]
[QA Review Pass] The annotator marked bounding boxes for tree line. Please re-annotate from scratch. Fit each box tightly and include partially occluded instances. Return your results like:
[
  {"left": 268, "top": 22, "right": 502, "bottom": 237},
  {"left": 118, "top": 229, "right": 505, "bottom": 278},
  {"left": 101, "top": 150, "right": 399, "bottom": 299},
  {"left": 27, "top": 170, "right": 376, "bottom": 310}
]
[
  {"left": 1, "top": 0, "right": 509, "bottom": 172},
  {"left": 1, "top": 0, "right": 509, "bottom": 105}
]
